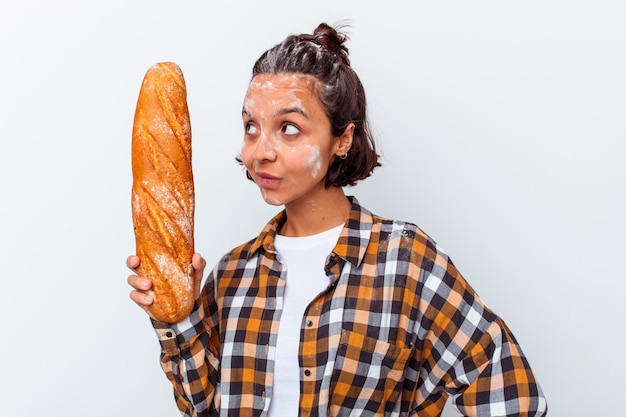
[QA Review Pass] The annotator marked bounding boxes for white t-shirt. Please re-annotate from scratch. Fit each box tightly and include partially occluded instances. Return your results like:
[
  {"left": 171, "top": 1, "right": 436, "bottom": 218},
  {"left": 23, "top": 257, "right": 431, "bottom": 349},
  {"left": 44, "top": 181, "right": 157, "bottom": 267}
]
[{"left": 267, "top": 224, "right": 343, "bottom": 416}]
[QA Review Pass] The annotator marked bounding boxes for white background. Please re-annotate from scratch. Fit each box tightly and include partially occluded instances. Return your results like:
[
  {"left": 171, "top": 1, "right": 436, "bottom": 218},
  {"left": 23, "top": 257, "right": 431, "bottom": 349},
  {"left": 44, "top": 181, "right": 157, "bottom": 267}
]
[{"left": 1, "top": 1, "right": 624, "bottom": 416}]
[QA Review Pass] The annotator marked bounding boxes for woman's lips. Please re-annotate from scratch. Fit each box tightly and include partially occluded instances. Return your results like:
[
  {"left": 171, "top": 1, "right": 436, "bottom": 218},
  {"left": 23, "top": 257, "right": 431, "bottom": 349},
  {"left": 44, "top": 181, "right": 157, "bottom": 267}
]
[{"left": 256, "top": 172, "right": 281, "bottom": 188}]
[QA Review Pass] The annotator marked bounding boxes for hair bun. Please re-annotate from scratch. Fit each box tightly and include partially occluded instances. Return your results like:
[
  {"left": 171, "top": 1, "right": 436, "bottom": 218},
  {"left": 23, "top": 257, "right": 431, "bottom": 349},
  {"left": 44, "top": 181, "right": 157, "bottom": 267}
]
[{"left": 301, "top": 23, "right": 351, "bottom": 66}]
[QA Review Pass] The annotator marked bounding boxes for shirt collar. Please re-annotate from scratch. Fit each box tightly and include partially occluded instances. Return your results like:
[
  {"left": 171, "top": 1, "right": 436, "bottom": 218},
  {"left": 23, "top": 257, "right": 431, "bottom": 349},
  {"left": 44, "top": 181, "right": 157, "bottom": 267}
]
[
  {"left": 247, "top": 196, "right": 373, "bottom": 268},
  {"left": 335, "top": 196, "right": 373, "bottom": 268},
  {"left": 247, "top": 210, "right": 285, "bottom": 259}
]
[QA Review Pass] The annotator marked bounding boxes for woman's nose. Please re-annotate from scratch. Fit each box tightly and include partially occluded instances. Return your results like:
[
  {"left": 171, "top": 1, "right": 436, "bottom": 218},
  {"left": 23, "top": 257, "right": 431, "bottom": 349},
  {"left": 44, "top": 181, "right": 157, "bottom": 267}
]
[{"left": 253, "top": 132, "right": 277, "bottom": 161}]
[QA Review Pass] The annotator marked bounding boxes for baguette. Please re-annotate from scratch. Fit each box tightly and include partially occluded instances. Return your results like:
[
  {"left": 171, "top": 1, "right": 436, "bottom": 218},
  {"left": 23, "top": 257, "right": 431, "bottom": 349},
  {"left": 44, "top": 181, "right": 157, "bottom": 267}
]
[{"left": 131, "top": 62, "right": 195, "bottom": 323}]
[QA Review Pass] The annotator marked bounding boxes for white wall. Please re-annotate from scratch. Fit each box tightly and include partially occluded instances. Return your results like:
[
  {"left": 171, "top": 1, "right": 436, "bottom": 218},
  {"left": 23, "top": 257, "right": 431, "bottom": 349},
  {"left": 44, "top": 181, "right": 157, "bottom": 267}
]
[{"left": 1, "top": 1, "right": 624, "bottom": 416}]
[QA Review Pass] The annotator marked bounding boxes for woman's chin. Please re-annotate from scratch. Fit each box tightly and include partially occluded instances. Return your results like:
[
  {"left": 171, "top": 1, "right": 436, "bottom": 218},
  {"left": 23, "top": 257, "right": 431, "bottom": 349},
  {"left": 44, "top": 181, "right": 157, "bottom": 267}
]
[{"left": 261, "top": 195, "right": 284, "bottom": 206}]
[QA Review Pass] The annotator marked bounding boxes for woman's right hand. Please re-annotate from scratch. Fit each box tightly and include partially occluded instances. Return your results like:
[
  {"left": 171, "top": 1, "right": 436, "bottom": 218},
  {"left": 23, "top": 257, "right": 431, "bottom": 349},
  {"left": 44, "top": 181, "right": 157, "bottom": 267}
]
[
  {"left": 127, "top": 255, "right": 156, "bottom": 318},
  {"left": 126, "top": 254, "right": 207, "bottom": 318}
]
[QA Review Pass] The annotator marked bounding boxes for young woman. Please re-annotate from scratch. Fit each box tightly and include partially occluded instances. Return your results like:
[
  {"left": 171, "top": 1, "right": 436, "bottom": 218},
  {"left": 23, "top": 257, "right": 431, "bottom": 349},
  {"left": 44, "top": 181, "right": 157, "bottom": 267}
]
[{"left": 127, "top": 23, "right": 547, "bottom": 417}]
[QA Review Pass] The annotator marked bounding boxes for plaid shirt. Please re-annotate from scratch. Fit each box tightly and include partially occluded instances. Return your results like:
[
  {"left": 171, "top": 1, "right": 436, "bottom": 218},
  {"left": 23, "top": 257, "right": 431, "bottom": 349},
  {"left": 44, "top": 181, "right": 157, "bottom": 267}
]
[{"left": 153, "top": 197, "right": 547, "bottom": 417}]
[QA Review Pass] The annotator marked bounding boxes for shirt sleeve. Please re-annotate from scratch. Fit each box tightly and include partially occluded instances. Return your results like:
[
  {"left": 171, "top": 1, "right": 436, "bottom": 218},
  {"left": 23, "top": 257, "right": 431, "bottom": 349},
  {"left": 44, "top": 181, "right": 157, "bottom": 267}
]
[
  {"left": 151, "top": 272, "right": 221, "bottom": 417},
  {"left": 449, "top": 318, "right": 547, "bottom": 416},
  {"left": 414, "top": 259, "right": 548, "bottom": 417}
]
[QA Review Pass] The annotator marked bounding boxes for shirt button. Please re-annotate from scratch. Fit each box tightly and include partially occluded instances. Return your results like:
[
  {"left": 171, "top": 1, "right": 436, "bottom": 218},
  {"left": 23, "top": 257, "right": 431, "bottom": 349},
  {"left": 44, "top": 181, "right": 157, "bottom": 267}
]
[
  {"left": 165, "top": 331, "right": 173, "bottom": 338},
  {"left": 306, "top": 320, "right": 313, "bottom": 327},
  {"left": 304, "top": 369, "right": 311, "bottom": 377}
]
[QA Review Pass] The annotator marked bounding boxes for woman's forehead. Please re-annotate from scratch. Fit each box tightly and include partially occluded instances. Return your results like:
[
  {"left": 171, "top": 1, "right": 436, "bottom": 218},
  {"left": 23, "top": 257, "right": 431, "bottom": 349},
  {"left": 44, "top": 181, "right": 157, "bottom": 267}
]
[
  {"left": 243, "top": 73, "right": 323, "bottom": 115},
  {"left": 247, "top": 73, "right": 317, "bottom": 93}
]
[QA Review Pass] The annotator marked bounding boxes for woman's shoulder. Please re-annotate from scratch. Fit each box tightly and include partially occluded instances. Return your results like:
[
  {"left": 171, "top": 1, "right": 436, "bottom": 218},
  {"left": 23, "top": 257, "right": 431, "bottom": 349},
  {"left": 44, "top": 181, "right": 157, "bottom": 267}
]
[
  {"left": 369, "top": 212, "right": 434, "bottom": 245},
  {"left": 219, "top": 235, "right": 259, "bottom": 262}
]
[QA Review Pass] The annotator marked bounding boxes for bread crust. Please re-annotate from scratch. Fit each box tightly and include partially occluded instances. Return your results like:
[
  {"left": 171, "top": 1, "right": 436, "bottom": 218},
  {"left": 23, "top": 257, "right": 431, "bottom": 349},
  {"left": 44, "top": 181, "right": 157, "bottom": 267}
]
[{"left": 131, "top": 62, "right": 194, "bottom": 323}]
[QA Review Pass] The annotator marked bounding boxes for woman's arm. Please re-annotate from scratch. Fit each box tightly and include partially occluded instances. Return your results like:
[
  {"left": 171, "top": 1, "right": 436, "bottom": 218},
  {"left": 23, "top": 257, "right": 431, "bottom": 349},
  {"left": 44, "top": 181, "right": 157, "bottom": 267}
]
[
  {"left": 128, "top": 254, "right": 221, "bottom": 417},
  {"left": 413, "top": 259, "right": 547, "bottom": 416}
]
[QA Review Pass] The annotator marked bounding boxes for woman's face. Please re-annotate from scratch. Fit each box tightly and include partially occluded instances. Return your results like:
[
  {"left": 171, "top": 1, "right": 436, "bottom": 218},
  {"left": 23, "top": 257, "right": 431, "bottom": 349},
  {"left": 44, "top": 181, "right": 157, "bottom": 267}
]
[{"left": 240, "top": 73, "right": 345, "bottom": 207}]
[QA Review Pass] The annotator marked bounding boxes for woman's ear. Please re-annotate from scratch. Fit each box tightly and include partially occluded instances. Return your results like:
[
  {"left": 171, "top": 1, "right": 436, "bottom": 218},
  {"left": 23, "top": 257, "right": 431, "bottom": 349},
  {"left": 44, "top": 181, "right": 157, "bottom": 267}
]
[{"left": 335, "top": 123, "right": 354, "bottom": 157}]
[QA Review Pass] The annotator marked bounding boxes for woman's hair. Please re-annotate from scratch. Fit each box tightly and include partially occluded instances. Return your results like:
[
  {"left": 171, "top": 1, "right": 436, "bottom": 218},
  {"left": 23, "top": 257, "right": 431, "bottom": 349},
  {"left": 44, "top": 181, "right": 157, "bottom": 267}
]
[{"left": 240, "top": 22, "right": 380, "bottom": 187}]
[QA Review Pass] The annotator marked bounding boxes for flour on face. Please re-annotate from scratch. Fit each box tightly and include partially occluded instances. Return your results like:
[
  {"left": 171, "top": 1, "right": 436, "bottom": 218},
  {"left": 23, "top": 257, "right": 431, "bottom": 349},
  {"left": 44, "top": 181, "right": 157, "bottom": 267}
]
[
  {"left": 304, "top": 144, "right": 322, "bottom": 178},
  {"left": 240, "top": 73, "right": 336, "bottom": 208}
]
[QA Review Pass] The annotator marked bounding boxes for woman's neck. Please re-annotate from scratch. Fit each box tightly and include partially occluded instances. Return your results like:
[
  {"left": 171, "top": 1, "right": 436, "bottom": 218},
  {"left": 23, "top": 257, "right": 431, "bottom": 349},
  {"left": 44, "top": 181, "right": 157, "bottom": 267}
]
[{"left": 280, "top": 188, "right": 351, "bottom": 237}]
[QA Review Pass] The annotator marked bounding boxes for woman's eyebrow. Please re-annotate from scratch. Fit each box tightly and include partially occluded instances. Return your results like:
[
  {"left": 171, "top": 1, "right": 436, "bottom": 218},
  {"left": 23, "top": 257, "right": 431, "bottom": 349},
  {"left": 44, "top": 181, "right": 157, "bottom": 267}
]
[
  {"left": 277, "top": 106, "right": 308, "bottom": 118},
  {"left": 241, "top": 106, "right": 308, "bottom": 118}
]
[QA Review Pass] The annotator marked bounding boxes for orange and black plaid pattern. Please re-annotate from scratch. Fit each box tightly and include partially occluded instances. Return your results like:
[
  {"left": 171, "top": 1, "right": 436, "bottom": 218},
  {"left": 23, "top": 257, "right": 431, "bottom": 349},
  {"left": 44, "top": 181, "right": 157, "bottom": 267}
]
[{"left": 152, "top": 197, "right": 547, "bottom": 417}]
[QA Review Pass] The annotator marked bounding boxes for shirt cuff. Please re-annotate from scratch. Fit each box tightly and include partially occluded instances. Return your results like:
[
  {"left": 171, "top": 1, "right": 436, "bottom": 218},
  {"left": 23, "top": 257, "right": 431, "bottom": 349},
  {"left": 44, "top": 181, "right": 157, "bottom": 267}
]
[
  {"left": 172, "top": 314, "right": 195, "bottom": 333},
  {"left": 151, "top": 300, "right": 205, "bottom": 352}
]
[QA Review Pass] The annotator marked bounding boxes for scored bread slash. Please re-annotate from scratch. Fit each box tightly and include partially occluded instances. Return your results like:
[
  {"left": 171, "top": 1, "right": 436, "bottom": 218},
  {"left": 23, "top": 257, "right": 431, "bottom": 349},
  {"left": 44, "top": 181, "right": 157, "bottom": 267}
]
[{"left": 131, "top": 62, "right": 195, "bottom": 323}]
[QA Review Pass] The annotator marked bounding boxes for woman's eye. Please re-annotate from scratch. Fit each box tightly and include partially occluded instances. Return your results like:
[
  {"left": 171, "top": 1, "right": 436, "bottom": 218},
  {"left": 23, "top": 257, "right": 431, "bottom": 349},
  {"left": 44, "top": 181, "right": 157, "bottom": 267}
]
[
  {"left": 282, "top": 124, "right": 300, "bottom": 136},
  {"left": 245, "top": 122, "right": 257, "bottom": 135}
]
